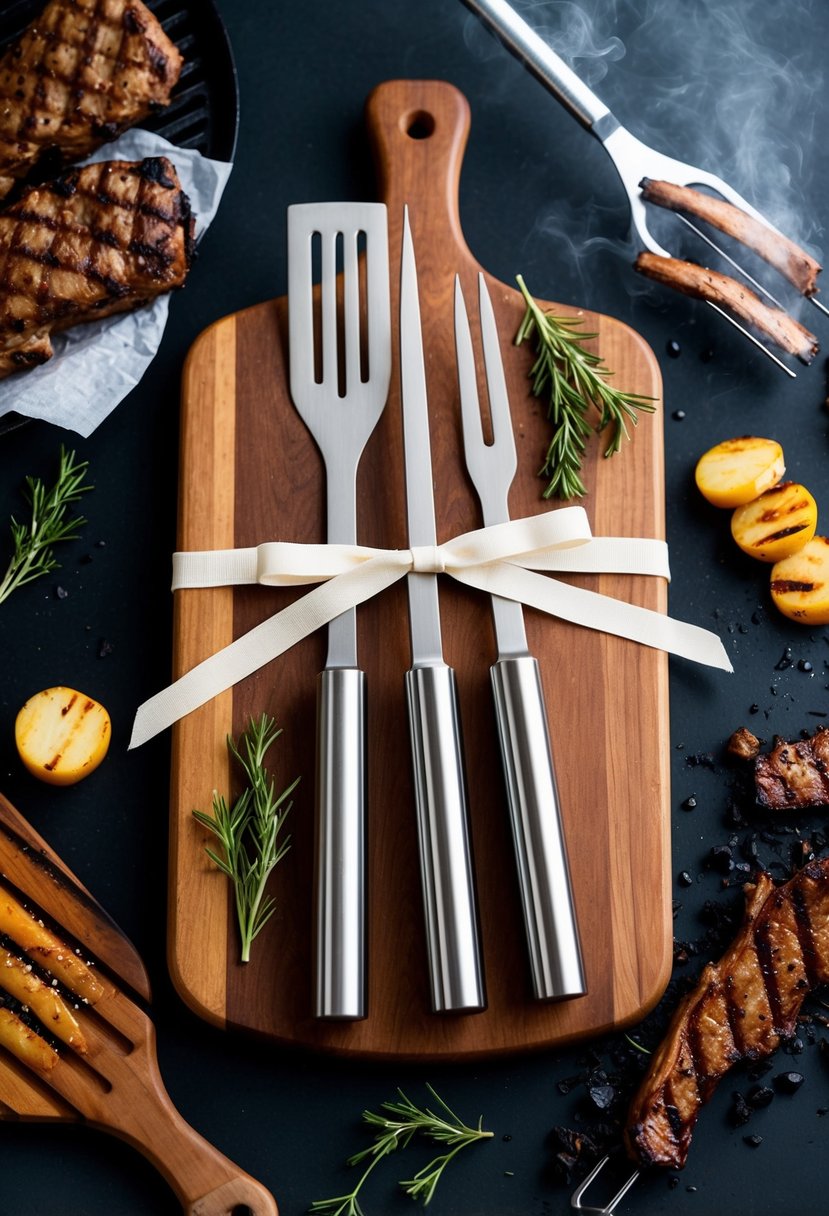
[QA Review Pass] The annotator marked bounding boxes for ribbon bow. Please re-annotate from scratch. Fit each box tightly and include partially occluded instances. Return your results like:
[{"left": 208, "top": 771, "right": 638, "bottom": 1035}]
[{"left": 129, "top": 506, "right": 731, "bottom": 749}]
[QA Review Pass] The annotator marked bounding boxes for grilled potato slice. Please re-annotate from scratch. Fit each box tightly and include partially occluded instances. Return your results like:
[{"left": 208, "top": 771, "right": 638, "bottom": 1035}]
[
  {"left": 771, "top": 536, "right": 829, "bottom": 624},
  {"left": 695, "top": 436, "right": 785, "bottom": 508},
  {"left": 15, "top": 686, "right": 110, "bottom": 786},
  {"left": 731, "top": 481, "right": 817, "bottom": 562}
]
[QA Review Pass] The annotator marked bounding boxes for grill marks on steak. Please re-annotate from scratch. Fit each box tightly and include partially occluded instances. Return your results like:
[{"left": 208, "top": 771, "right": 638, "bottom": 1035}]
[
  {"left": 755, "top": 727, "right": 829, "bottom": 811},
  {"left": 0, "top": 0, "right": 183, "bottom": 198},
  {"left": 0, "top": 155, "right": 192, "bottom": 376},
  {"left": 624, "top": 860, "right": 829, "bottom": 1170}
]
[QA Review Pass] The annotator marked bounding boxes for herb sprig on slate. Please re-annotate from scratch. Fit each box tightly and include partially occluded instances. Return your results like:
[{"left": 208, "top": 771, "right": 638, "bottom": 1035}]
[
  {"left": 0, "top": 446, "right": 92, "bottom": 604},
  {"left": 310, "top": 1084, "right": 493, "bottom": 1214},
  {"left": 193, "top": 714, "right": 299, "bottom": 963},
  {"left": 515, "top": 275, "right": 656, "bottom": 500}
]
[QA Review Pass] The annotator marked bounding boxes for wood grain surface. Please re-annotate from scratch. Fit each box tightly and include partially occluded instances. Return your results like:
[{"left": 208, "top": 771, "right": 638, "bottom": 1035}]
[
  {"left": 169, "top": 79, "right": 671, "bottom": 1059},
  {"left": 0, "top": 791, "right": 278, "bottom": 1216}
]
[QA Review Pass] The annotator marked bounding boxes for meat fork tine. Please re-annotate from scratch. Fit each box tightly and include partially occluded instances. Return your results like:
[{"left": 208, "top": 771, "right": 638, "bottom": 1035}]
[
  {"left": 455, "top": 273, "right": 585, "bottom": 1001},
  {"left": 570, "top": 1155, "right": 641, "bottom": 1215},
  {"left": 461, "top": 0, "right": 819, "bottom": 375}
]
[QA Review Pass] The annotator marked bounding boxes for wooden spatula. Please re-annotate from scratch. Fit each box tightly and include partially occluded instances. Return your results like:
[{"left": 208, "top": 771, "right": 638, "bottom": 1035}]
[{"left": 0, "top": 790, "right": 277, "bottom": 1216}]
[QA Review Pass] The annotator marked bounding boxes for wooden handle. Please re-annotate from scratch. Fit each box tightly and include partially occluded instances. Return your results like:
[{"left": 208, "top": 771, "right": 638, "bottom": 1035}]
[
  {"left": 365, "top": 79, "right": 471, "bottom": 255},
  {"left": 117, "top": 1099, "right": 278, "bottom": 1216}
]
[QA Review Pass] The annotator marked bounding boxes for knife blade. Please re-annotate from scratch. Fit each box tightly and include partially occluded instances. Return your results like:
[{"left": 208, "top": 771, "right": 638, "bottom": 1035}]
[{"left": 399, "top": 206, "right": 485, "bottom": 1013}]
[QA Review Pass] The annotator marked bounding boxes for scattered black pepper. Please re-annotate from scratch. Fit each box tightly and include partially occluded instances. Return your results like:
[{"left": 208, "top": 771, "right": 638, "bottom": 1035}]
[
  {"left": 744, "top": 1134, "right": 763, "bottom": 1147},
  {"left": 700, "top": 347, "right": 715, "bottom": 363},
  {"left": 730, "top": 1092, "right": 752, "bottom": 1126},
  {"left": 747, "top": 1085, "right": 774, "bottom": 1109},
  {"left": 672, "top": 409, "right": 686, "bottom": 420},
  {"left": 666, "top": 339, "right": 681, "bottom": 358},
  {"left": 799, "top": 660, "right": 814, "bottom": 673},
  {"left": 54, "top": 585, "right": 68, "bottom": 599},
  {"left": 678, "top": 871, "right": 693, "bottom": 887},
  {"left": 681, "top": 795, "right": 698, "bottom": 811},
  {"left": 98, "top": 639, "right": 114, "bottom": 658},
  {"left": 776, "top": 647, "right": 794, "bottom": 671}
]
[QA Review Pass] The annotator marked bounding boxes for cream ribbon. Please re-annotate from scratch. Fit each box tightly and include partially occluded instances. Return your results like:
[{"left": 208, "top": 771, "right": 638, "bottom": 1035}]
[{"left": 128, "top": 506, "right": 731, "bottom": 749}]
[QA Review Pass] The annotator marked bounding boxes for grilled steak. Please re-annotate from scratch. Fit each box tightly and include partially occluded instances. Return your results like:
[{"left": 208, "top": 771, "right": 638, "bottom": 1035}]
[
  {"left": 755, "top": 726, "right": 829, "bottom": 811},
  {"left": 624, "top": 859, "right": 829, "bottom": 1170},
  {"left": 0, "top": 0, "right": 183, "bottom": 198},
  {"left": 0, "top": 155, "right": 193, "bottom": 376}
]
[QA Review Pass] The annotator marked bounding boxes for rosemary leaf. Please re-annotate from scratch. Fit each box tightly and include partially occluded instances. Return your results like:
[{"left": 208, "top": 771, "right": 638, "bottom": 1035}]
[
  {"left": 0, "top": 447, "right": 92, "bottom": 604},
  {"left": 193, "top": 714, "right": 299, "bottom": 963},
  {"left": 515, "top": 274, "right": 656, "bottom": 500},
  {"left": 310, "top": 1085, "right": 492, "bottom": 1214}
]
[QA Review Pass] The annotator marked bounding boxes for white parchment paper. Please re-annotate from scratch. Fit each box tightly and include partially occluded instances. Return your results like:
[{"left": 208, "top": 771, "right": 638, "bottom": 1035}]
[{"left": 0, "top": 129, "right": 233, "bottom": 436}]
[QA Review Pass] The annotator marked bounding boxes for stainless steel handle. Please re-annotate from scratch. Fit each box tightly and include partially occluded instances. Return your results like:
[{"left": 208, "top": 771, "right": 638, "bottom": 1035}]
[
  {"left": 313, "top": 667, "right": 366, "bottom": 1019},
  {"left": 462, "top": 0, "right": 615, "bottom": 134},
  {"left": 490, "top": 656, "right": 586, "bottom": 1000},
  {"left": 405, "top": 663, "right": 486, "bottom": 1013}
]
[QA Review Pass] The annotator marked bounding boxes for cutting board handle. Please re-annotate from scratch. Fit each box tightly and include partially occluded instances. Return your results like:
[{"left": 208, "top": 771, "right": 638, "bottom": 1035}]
[{"left": 365, "top": 79, "right": 473, "bottom": 260}]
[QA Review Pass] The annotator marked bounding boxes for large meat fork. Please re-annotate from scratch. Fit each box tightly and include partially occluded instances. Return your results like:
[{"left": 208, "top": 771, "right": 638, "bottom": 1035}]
[
  {"left": 288, "top": 202, "right": 391, "bottom": 1019},
  {"left": 454, "top": 273, "right": 585, "bottom": 1001}
]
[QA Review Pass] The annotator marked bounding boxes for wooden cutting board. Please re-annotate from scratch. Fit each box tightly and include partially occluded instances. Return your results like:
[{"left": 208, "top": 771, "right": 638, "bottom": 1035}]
[
  {"left": 169, "top": 79, "right": 671, "bottom": 1059},
  {"left": 0, "top": 792, "right": 278, "bottom": 1215}
]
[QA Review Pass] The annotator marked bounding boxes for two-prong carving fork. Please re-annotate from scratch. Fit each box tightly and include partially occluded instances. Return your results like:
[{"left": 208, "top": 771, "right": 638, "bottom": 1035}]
[
  {"left": 288, "top": 202, "right": 391, "bottom": 1020},
  {"left": 454, "top": 272, "right": 585, "bottom": 1001},
  {"left": 462, "top": 0, "right": 825, "bottom": 377}
]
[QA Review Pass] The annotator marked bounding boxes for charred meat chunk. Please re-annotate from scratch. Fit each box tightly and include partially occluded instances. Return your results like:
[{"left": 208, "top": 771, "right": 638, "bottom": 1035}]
[
  {"left": 624, "top": 860, "right": 829, "bottom": 1170},
  {"left": 755, "top": 726, "right": 829, "bottom": 811}
]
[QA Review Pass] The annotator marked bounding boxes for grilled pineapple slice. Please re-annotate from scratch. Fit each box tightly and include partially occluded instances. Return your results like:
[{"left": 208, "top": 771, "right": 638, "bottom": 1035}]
[
  {"left": 15, "top": 686, "right": 110, "bottom": 786},
  {"left": 771, "top": 537, "right": 829, "bottom": 624},
  {"left": 731, "top": 482, "right": 817, "bottom": 562},
  {"left": 695, "top": 436, "right": 785, "bottom": 508}
]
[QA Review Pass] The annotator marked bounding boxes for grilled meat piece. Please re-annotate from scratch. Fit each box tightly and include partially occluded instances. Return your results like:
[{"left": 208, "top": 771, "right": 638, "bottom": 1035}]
[
  {"left": 640, "top": 178, "right": 822, "bottom": 298},
  {"left": 624, "top": 859, "right": 829, "bottom": 1170},
  {"left": 0, "top": 155, "right": 192, "bottom": 377},
  {"left": 635, "top": 251, "right": 819, "bottom": 364},
  {"left": 0, "top": 0, "right": 183, "bottom": 198},
  {"left": 727, "top": 726, "right": 761, "bottom": 762},
  {"left": 755, "top": 726, "right": 829, "bottom": 811}
]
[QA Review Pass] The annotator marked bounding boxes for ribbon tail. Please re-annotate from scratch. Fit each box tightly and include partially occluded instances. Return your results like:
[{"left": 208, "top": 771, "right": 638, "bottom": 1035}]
[
  {"left": 459, "top": 563, "right": 733, "bottom": 673},
  {"left": 129, "top": 557, "right": 405, "bottom": 749}
]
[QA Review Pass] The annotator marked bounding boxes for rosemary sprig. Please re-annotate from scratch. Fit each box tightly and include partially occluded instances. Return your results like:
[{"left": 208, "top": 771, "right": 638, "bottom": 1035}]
[
  {"left": 309, "top": 1085, "right": 493, "bottom": 1215},
  {"left": 193, "top": 714, "right": 299, "bottom": 963},
  {"left": 515, "top": 274, "right": 656, "bottom": 500},
  {"left": 0, "top": 446, "right": 92, "bottom": 604}
]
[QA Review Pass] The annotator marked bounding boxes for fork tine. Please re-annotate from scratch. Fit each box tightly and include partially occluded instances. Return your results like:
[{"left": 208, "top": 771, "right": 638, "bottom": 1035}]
[
  {"left": 453, "top": 275, "right": 485, "bottom": 453},
  {"left": 570, "top": 1155, "right": 641, "bottom": 1214},
  {"left": 477, "top": 273, "right": 517, "bottom": 481}
]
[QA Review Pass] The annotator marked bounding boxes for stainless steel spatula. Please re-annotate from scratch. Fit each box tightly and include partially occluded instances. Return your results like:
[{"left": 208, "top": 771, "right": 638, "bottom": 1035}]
[{"left": 288, "top": 201, "right": 391, "bottom": 1020}]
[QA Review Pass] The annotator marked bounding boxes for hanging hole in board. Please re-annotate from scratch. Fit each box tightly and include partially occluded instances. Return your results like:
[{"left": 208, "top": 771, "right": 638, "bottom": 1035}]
[{"left": 403, "top": 110, "right": 435, "bottom": 140}]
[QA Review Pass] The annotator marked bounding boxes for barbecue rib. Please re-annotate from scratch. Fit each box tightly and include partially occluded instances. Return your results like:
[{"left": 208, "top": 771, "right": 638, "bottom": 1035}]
[
  {"left": 0, "top": 0, "right": 183, "bottom": 199},
  {"left": 624, "top": 859, "right": 829, "bottom": 1170},
  {"left": 755, "top": 727, "right": 829, "bottom": 811},
  {"left": 0, "top": 155, "right": 193, "bottom": 377},
  {"left": 635, "top": 252, "right": 819, "bottom": 363},
  {"left": 640, "top": 178, "right": 822, "bottom": 298}
]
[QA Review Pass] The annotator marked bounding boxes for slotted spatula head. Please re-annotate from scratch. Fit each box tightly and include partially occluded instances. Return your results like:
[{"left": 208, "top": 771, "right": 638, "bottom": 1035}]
[
  {"left": 0, "top": 792, "right": 278, "bottom": 1216},
  {"left": 287, "top": 201, "right": 391, "bottom": 469}
]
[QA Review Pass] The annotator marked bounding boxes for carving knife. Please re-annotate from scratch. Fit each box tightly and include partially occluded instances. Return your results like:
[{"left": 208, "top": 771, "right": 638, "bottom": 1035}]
[{"left": 399, "top": 206, "right": 486, "bottom": 1013}]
